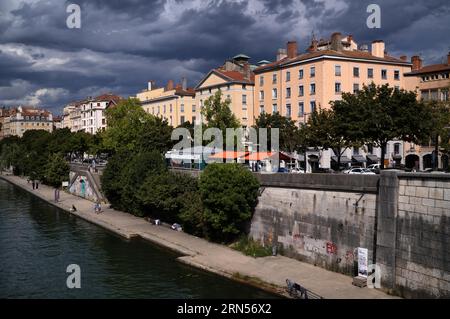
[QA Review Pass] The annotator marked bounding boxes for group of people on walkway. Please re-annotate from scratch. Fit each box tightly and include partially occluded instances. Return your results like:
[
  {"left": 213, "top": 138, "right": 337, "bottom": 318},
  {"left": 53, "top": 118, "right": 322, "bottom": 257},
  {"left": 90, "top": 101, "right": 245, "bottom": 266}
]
[{"left": 27, "top": 179, "right": 39, "bottom": 190}]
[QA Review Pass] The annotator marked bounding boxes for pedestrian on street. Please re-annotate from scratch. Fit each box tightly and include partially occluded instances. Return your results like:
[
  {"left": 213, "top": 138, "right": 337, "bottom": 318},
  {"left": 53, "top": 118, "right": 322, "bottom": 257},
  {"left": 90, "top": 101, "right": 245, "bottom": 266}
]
[
  {"left": 36, "top": 181, "right": 39, "bottom": 189},
  {"left": 32, "top": 181, "right": 35, "bottom": 190}
]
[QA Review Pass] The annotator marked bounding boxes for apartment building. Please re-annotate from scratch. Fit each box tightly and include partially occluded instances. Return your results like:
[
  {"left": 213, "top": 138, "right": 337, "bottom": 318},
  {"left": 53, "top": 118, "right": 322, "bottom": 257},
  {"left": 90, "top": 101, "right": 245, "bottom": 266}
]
[
  {"left": 253, "top": 32, "right": 415, "bottom": 170},
  {"left": 195, "top": 54, "right": 256, "bottom": 128},
  {"left": 403, "top": 52, "right": 450, "bottom": 170},
  {"left": 137, "top": 79, "right": 196, "bottom": 127},
  {"left": 5, "top": 106, "right": 53, "bottom": 137},
  {"left": 0, "top": 108, "right": 11, "bottom": 140}
]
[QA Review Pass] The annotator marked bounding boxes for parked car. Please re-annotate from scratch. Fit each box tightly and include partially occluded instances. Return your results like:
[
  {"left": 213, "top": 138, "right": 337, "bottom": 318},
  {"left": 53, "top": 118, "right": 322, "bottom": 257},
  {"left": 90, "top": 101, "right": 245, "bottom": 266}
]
[
  {"left": 344, "top": 168, "right": 376, "bottom": 175},
  {"left": 367, "top": 163, "right": 381, "bottom": 174},
  {"left": 290, "top": 168, "right": 305, "bottom": 174},
  {"left": 277, "top": 167, "right": 289, "bottom": 173}
]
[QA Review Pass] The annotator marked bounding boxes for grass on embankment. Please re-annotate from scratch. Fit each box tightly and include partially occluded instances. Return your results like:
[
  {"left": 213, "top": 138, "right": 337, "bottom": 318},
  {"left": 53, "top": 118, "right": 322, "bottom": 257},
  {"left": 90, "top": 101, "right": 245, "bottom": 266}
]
[{"left": 229, "top": 236, "right": 273, "bottom": 258}]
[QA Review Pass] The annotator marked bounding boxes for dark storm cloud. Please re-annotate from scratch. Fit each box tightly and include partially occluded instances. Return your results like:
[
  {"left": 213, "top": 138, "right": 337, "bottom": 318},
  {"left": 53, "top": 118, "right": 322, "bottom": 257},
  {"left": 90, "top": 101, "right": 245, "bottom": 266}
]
[{"left": 0, "top": 0, "right": 449, "bottom": 112}]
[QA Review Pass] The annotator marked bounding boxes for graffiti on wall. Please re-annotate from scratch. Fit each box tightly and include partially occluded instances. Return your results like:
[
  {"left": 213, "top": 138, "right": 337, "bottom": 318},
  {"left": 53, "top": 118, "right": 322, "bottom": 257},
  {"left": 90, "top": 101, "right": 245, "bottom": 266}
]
[{"left": 69, "top": 175, "right": 97, "bottom": 202}]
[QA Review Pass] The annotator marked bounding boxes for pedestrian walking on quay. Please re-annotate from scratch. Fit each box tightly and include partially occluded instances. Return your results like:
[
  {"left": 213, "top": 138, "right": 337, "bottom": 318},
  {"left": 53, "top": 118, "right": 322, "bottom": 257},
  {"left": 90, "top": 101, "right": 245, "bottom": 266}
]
[{"left": 32, "top": 181, "right": 35, "bottom": 190}]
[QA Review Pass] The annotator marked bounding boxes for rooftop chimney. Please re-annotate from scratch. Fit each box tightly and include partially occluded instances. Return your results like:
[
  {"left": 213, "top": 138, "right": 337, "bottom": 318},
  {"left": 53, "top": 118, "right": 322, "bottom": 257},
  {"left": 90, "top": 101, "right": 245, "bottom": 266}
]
[
  {"left": 371, "top": 40, "right": 385, "bottom": 58},
  {"left": 411, "top": 55, "right": 423, "bottom": 71},
  {"left": 287, "top": 41, "right": 298, "bottom": 59},
  {"left": 166, "top": 80, "right": 174, "bottom": 91},
  {"left": 276, "top": 48, "right": 287, "bottom": 61},
  {"left": 181, "top": 77, "right": 187, "bottom": 90},
  {"left": 330, "top": 32, "right": 343, "bottom": 51},
  {"left": 400, "top": 55, "right": 407, "bottom": 61},
  {"left": 148, "top": 81, "right": 155, "bottom": 91}
]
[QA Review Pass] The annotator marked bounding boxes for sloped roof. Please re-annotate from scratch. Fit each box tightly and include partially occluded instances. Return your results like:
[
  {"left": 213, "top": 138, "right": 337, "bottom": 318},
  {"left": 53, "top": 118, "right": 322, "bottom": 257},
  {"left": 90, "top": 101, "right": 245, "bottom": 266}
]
[
  {"left": 254, "top": 49, "right": 411, "bottom": 73},
  {"left": 404, "top": 63, "right": 450, "bottom": 76}
]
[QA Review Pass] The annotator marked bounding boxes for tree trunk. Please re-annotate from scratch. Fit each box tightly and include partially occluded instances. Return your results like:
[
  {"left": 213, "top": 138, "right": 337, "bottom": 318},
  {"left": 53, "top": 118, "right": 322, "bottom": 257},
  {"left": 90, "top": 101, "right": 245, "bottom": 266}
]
[
  {"left": 336, "top": 148, "right": 341, "bottom": 172},
  {"left": 380, "top": 142, "right": 386, "bottom": 170}
]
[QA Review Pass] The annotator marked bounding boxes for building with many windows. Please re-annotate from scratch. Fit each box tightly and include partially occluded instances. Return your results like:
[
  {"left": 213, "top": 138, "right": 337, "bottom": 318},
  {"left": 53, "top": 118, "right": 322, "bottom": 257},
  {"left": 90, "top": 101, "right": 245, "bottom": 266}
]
[
  {"left": 5, "top": 106, "right": 53, "bottom": 137},
  {"left": 253, "top": 32, "right": 417, "bottom": 170},
  {"left": 195, "top": 54, "right": 256, "bottom": 128},
  {"left": 136, "top": 79, "right": 196, "bottom": 127},
  {"left": 63, "top": 94, "right": 122, "bottom": 134},
  {"left": 403, "top": 52, "right": 450, "bottom": 170}
]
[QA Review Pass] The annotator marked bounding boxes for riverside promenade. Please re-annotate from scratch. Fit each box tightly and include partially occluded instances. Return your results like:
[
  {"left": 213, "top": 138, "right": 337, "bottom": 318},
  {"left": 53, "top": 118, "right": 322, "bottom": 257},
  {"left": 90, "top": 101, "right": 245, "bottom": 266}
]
[{"left": 1, "top": 174, "right": 397, "bottom": 299}]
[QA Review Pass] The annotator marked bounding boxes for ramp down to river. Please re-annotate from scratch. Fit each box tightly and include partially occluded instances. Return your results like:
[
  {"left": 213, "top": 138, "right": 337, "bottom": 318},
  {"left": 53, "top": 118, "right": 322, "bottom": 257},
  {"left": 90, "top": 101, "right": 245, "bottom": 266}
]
[{"left": 0, "top": 174, "right": 396, "bottom": 299}]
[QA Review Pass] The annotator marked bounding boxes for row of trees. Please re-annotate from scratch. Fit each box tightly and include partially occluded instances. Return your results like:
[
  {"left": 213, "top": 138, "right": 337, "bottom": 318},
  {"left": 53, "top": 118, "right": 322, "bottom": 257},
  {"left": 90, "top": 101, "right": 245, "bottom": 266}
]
[
  {"left": 100, "top": 99, "right": 260, "bottom": 243},
  {"left": 253, "top": 84, "right": 450, "bottom": 170},
  {"left": 0, "top": 128, "right": 104, "bottom": 186}
]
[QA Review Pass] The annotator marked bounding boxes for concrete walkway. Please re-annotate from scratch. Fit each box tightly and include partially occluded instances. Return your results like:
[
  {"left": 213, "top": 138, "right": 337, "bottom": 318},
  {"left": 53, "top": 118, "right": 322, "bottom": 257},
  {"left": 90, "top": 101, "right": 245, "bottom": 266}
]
[{"left": 0, "top": 174, "right": 397, "bottom": 299}]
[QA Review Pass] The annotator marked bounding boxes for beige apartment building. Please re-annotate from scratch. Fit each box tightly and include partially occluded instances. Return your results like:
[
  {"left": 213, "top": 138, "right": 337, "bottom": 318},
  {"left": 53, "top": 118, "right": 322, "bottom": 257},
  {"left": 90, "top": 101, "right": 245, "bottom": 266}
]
[
  {"left": 137, "top": 79, "right": 196, "bottom": 127},
  {"left": 6, "top": 106, "right": 53, "bottom": 137},
  {"left": 403, "top": 52, "right": 450, "bottom": 170},
  {"left": 253, "top": 33, "right": 417, "bottom": 170},
  {"left": 195, "top": 54, "right": 255, "bottom": 128},
  {"left": 0, "top": 108, "right": 11, "bottom": 140}
]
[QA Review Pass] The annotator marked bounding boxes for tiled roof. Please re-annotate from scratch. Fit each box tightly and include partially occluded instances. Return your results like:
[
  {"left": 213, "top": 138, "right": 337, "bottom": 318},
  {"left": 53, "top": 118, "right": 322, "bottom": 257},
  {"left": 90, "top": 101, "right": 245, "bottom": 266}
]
[
  {"left": 174, "top": 85, "right": 195, "bottom": 96},
  {"left": 404, "top": 64, "right": 450, "bottom": 76},
  {"left": 94, "top": 94, "right": 122, "bottom": 103},
  {"left": 254, "top": 49, "right": 410, "bottom": 73},
  {"left": 214, "top": 69, "right": 255, "bottom": 83}
]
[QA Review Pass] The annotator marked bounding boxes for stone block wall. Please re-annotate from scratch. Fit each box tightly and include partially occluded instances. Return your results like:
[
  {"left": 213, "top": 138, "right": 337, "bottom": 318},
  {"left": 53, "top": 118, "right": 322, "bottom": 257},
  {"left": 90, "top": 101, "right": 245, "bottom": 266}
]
[
  {"left": 394, "top": 175, "right": 450, "bottom": 298},
  {"left": 250, "top": 187, "right": 377, "bottom": 275}
]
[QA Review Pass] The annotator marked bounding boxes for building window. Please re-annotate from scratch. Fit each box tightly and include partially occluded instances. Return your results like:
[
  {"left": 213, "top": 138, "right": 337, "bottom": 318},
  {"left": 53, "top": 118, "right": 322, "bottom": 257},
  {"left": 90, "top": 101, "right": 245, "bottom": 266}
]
[
  {"left": 353, "top": 67, "right": 359, "bottom": 77},
  {"left": 310, "top": 83, "right": 316, "bottom": 95},
  {"left": 298, "top": 102, "right": 304, "bottom": 116},
  {"left": 430, "top": 90, "right": 438, "bottom": 100},
  {"left": 394, "top": 143, "right": 400, "bottom": 155},
  {"left": 368, "top": 68, "right": 374, "bottom": 78},
  {"left": 272, "top": 88, "right": 277, "bottom": 99},
  {"left": 272, "top": 104, "right": 278, "bottom": 113},
  {"left": 259, "top": 105, "right": 264, "bottom": 114},
  {"left": 310, "top": 66, "right": 315, "bottom": 78},
  {"left": 242, "top": 84, "right": 246, "bottom": 90},
  {"left": 421, "top": 90, "right": 429, "bottom": 101},
  {"left": 299, "top": 85, "right": 304, "bottom": 97},
  {"left": 102, "top": 119, "right": 106, "bottom": 125},
  {"left": 286, "top": 87, "right": 291, "bottom": 98},
  {"left": 299, "top": 69, "right": 304, "bottom": 79},
  {"left": 242, "top": 94, "right": 247, "bottom": 106},
  {"left": 163, "top": 105, "right": 166, "bottom": 113},
  {"left": 192, "top": 105, "right": 196, "bottom": 113},
  {"left": 394, "top": 70, "right": 400, "bottom": 80},
  {"left": 180, "top": 104, "right": 185, "bottom": 112},
  {"left": 226, "top": 95, "right": 231, "bottom": 102},
  {"left": 259, "top": 90, "right": 264, "bottom": 101},
  {"left": 335, "top": 65, "right": 341, "bottom": 76},
  {"left": 226, "top": 85, "right": 230, "bottom": 90},
  {"left": 180, "top": 116, "right": 185, "bottom": 124},
  {"left": 310, "top": 101, "right": 316, "bottom": 113},
  {"left": 286, "top": 71, "right": 291, "bottom": 82},
  {"left": 381, "top": 69, "right": 387, "bottom": 79},
  {"left": 353, "top": 147, "right": 359, "bottom": 155},
  {"left": 272, "top": 74, "right": 277, "bottom": 84},
  {"left": 442, "top": 90, "right": 449, "bottom": 101},
  {"left": 367, "top": 144, "right": 374, "bottom": 154},
  {"left": 353, "top": 83, "right": 359, "bottom": 93},
  {"left": 259, "top": 76, "right": 264, "bottom": 86},
  {"left": 335, "top": 82, "right": 341, "bottom": 94},
  {"left": 286, "top": 104, "right": 291, "bottom": 118},
  {"left": 170, "top": 104, "right": 173, "bottom": 113}
]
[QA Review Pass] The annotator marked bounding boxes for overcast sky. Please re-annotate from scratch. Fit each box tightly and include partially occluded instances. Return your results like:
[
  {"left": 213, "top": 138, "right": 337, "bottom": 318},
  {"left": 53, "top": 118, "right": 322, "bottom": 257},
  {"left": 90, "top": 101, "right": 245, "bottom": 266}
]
[{"left": 1, "top": 0, "right": 449, "bottom": 114}]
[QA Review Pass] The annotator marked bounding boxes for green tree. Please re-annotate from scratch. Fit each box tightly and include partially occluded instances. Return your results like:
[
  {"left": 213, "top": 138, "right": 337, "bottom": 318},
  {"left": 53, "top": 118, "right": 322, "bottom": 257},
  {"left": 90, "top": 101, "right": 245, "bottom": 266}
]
[
  {"left": 199, "top": 163, "right": 260, "bottom": 243},
  {"left": 43, "top": 153, "right": 70, "bottom": 187},
  {"left": 358, "top": 84, "right": 432, "bottom": 169},
  {"left": 138, "top": 171, "right": 198, "bottom": 221},
  {"left": 253, "top": 112, "right": 299, "bottom": 152},
  {"left": 103, "top": 98, "right": 173, "bottom": 154}
]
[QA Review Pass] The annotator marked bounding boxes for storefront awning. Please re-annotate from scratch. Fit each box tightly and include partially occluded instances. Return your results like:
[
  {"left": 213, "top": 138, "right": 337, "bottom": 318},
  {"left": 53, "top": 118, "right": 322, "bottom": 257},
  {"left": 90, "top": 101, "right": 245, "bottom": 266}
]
[
  {"left": 352, "top": 155, "right": 367, "bottom": 163},
  {"left": 331, "top": 156, "right": 351, "bottom": 164},
  {"left": 366, "top": 154, "right": 379, "bottom": 162}
]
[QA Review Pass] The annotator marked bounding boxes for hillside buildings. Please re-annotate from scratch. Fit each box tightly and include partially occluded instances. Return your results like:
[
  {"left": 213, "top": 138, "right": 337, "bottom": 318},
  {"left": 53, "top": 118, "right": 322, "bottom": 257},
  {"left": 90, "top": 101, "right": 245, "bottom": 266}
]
[
  {"left": 62, "top": 94, "right": 122, "bottom": 134},
  {"left": 0, "top": 106, "right": 53, "bottom": 138}
]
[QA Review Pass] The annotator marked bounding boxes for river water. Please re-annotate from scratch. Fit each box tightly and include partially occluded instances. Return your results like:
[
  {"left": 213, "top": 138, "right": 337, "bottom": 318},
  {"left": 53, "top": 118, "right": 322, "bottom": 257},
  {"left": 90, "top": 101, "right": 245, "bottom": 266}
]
[{"left": 0, "top": 179, "right": 276, "bottom": 299}]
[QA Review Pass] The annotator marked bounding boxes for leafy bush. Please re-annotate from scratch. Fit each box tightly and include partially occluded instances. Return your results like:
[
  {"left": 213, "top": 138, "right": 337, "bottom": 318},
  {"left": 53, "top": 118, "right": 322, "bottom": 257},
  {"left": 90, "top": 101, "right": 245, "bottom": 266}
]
[
  {"left": 199, "top": 163, "right": 260, "bottom": 243},
  {"left": 230, "top": 236, "right": 272, "bottom": 258}
]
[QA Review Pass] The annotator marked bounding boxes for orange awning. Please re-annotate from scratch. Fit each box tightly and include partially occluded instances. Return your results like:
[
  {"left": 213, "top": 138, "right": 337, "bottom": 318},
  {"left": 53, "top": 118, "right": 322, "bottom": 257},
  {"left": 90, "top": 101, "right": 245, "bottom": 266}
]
[{"left": 242, "top": 152, "right": 274, "bottom": 161}]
